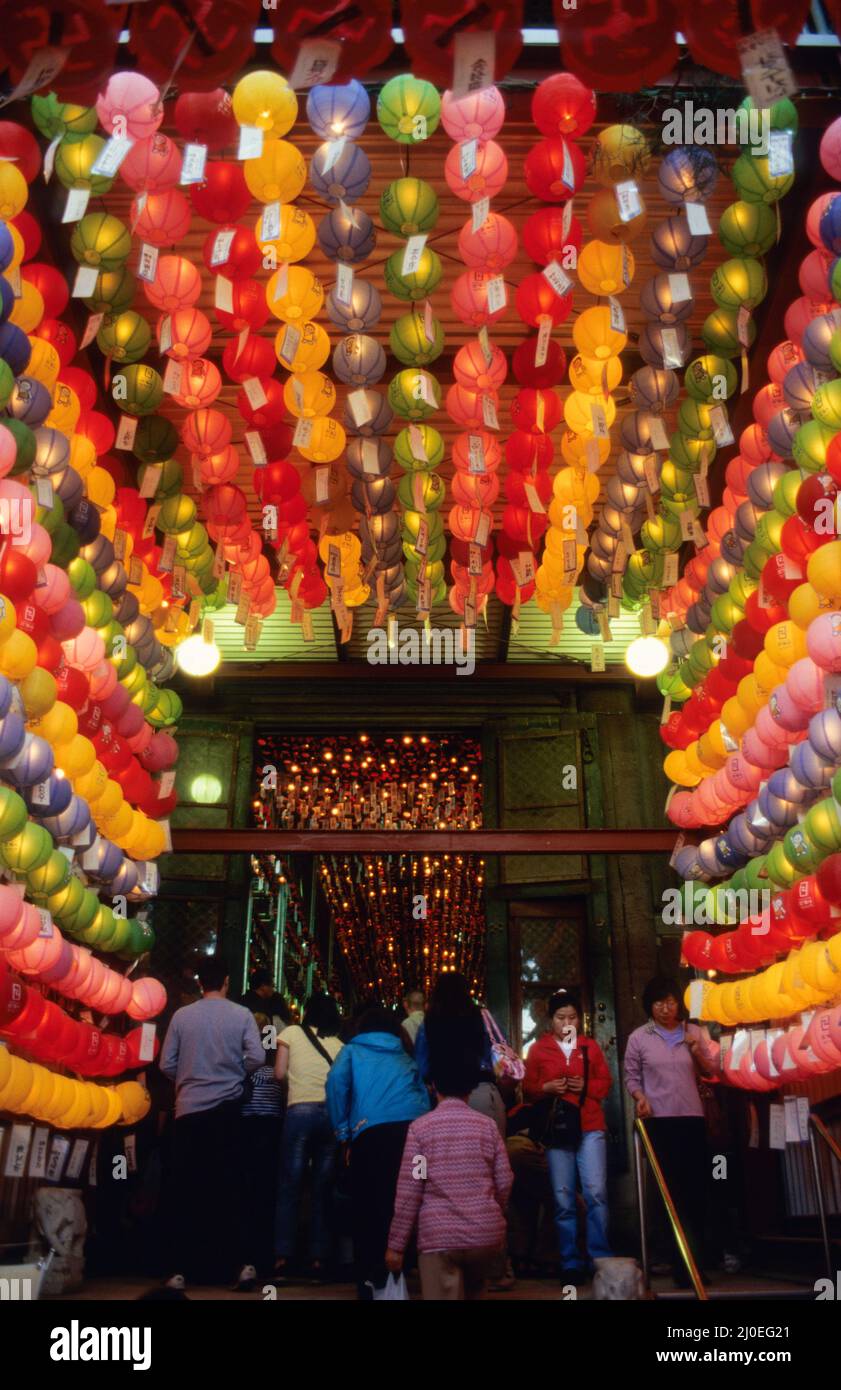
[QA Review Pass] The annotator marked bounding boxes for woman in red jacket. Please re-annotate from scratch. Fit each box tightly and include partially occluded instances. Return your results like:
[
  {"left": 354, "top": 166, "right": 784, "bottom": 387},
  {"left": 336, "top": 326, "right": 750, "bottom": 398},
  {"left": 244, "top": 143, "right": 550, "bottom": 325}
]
[{"left": 523, "top": 989, "right": 613, "bottom": 1285}]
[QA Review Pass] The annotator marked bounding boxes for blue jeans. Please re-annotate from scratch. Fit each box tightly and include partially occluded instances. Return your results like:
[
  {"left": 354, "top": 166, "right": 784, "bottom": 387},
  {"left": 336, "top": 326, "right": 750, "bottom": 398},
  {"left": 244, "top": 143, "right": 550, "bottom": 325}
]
[
  {"left": 547, "top": 1130, "right": 612, "bottom": 1271},
  {"left": 275, "top": 1102, "right": 335, "bottom": 1261}
]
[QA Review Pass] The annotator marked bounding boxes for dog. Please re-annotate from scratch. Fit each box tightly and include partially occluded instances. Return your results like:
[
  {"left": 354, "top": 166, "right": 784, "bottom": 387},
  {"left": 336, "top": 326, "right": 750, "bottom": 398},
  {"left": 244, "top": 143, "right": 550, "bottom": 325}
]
[{"left": 591, "top": 1256, "right": 650, "bottom": 1300}]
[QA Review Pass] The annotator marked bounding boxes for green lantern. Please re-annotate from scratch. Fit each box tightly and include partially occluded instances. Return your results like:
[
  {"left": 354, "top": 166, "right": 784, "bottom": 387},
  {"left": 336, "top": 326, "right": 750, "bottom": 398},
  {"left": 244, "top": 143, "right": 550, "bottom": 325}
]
[
  {"left": 669, "top": 432, "right": 715, "bottom": 473},
  {"left": 147, "top": 688, "right": 182, "bottom": 728},
  {"left": 781, "top": 824, "right": 821, "bottom": 874},
  {"left": 0, "top": 786, "right": 28, "bottom": 843},
  {"left": 660, "top": 461, "right": 695, "bottom": 496},
  {"left": 82, "top": 590, "right": 114, "bottom": 629},
  {"left": 754, "top": 509, "right": 784, "bottom": 553},
  {"left": 119, "top": 916, "right": 156, "bottom": 960},
  {"left": 718, "top": 200, "right": 777, "bottom": 257},
  {"left": 393, "top": 424, "right": 444, "bottom": 472},
  {"left": 138, "top": 457, "right": 183, "bottom": 501},
  {"left": 70, "top": 213, "right": 131, "bottom": 271},
  {"left": 33, "top": 489, "right": 64, "bottom": 537},
  {"left": 397, "top": 470, "right": 446, "bottom": 512},
  {"left": 741, "top": 541, "right": 767, "bottom": 581},
  {"left": 403, "top": 534, "right": 446, "bottom": 566},
  {"left": 404, "top": 557, "right": 445, "bottom": 589},
  {"left": 390, "top": 310, "right": 445, "bottom": 366},
  {"left": 177, "top": 521, "right": 209, "bottom": 557},
  {"left": 792, "top": 419, "right": 835, "bottom": 474},
  {"left": 1, "top": 822, "right": 53, "bottom": 873},
  {"left": 48, "top": 876, "right": 88, "bottom": 930},
  {"left": 804, "top": 796, "right": 841, "bottom": 853},
  {"left": 659, "top": 491, "right": 696, "bottom": 520},
  {"left": 710, "top": 594, "right": 743, "bottom": 632},
  {"left": 96, "top": 310, "right": 151, "bottom": 364},
  {"left": 26, "top": 849, "right": 72, "bottom": 900},
  {"left": 156, "top": 493, "right": 197, "bottom": 534},
  {"left": 4, "top": 418, "right": 36, "bottom": 476},
  {"left": 384, "top": 247, "right": 443, "bottom": 302},
  {"left": 742, "top": 854, "right": 769, "bottom": 894},
  {"left": 684, "top": 355, "right": 738, "bottom": 403},
  {"left": 730, "top": 573, "right": 757, "bottom": 608},
  {"left": 54, "top": 134, "right": 115, "bottom": 195},
  {"left": 771, "top": 470, "right": 802, "bottom": 517},
  {"left": 31, "top": 93, "right": 97, "bottom": 140},
  {"left": 377, "top": 75, "right": 441, "bottom": 144},
  {"left": 737, "top": 95, "right": 798, "bottom": 147},
  {"left": 83, "top": 266, "right": 137, "bottom": 317},
  {"left": 732, "top": 152, "right": 794, "bottom": 204},
  {"left": 702, "top": 304, "right": 756, "bottom": 358},
  {"left": 114, "top": 364, "right": 164, "bottom": 417},
  {"left": 811, "top": 378, "right": 841, "bottom": 430},
  {"left": 677, "top": 399, "right": 714, "bottom": 440},
  {"left": 831, "top": 319, "right": 841, "bottom": 365},
  {"left": 0, "top": 362, "right": 14, "bottom": 409},
  {"left": 133, "top": 415, "right": 179, "bottom": 465},
  {"left": 50, "top": 522, "right": 80, "bottom": 569},
  {"left": 68, "top": 556, "right": 97, "bottom": 599},
  {"left": 710, "top": 256, "right": 767, "bottom": 311},
  {"left": 380, "top": 177, "right": 439, "bottom": 235},
  {"left": 641, "top": 513, "right": 682, "bottom": 553},
  {"left": 387, "top": 369, "right": 441, "bottom": 420}
]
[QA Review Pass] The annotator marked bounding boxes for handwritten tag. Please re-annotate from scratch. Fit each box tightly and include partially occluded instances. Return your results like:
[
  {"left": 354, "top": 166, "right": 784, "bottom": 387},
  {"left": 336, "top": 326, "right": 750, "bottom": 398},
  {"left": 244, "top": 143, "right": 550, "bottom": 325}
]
[
  {"left": 335, "top": 262, "right": 354, "bottom": 307},
  {"left": 277, "top": 323, "right": 301, "bottom": 367},
  {"left": 543, "top": 260, "right": 573, "bottom": 297},
  {"left": 288, "top": 37, "right": 342, "bottom": 90},
  {"left": 451, "top": 30, "right": 496, "bottom": 97},
  {"left": 408, "top": 424, "right": 428, "bottom": 462},
  {"left": 293, "top": 418, "right": 313, "bottom": 449},
  {"left": 162, "top": 359, "right": 183, "bottom": 396},
  {"left": 80, "top": 313, "right": 103, "bottom": 349},
  {"left": 485, "top": 276, "right": 506, "bottom": 314},
  {"left": 608, "top": 296, "right": 626, "bottom": 333},
  {"left": 661, "top": 328, "right": 684, "bottom": 368},
  {"left": 467, "top": 434, "right": 486, "bottom": 474},
  {"left": 481, "top": 394, "right": 499, "bottom": 430},
  {"left": 591, "top": 641, "right": 606, "bottom": 672},
  {"left": 535, "top": 315, "right": 552, "bottom": 368},
  {"left": 738, "top": 29, "right": 798, "bottom": 107},
  {"left": 460, "top": 139, "right": 479, "bottom": 179},
  {"left": 768, "top": 128, "right": 794, "bottom": 177},
  {"left": 63, "top": 187, "right": 90, "bottom": 223},
  {"left": 709, "top": 404, "right": 735, "bottom": 446},
  {"left": 137, "top": 242, "right": 159, "bottom": 283},
  {"left": 472, "top": 196, "right": 490, "bottom": 231},
  {"left": 685, "top": 201, "right": 711, "bottom": 236},
  {"left": 237, "top": 125, "right": 264, "bottom": 160},
  {"left": 615, "top": 180, "right": 642, "bottom": 223},
  {"left": 90, "top": 135, "right": 134, "bottom": 178},
  {"left": 245, "top": 431, "right": 267, "bottom": 466},
  {"left": 115, "top": 415, "right": 138, "bottom": 450},
  {"left": 402, "top": 235, "right": 427, "bottom": 277},
  {"left": 242, "top": 377, "right": 267, "bottom": 410},
  {"left": 668, "top": 272, "right": 691, "bottom": 303},
  {"left": 180, "top": 142, "right": 207, "bottom": 185},
  {"left": 260, "top": 201, "right": 282, "bottom": 244}
]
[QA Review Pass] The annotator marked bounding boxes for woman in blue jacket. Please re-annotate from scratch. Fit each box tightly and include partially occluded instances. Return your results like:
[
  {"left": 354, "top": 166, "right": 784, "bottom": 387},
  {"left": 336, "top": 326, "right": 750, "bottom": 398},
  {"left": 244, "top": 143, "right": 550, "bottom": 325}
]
[{"left": 326, "top": 1005, "right": 429, "bottom": 1297}]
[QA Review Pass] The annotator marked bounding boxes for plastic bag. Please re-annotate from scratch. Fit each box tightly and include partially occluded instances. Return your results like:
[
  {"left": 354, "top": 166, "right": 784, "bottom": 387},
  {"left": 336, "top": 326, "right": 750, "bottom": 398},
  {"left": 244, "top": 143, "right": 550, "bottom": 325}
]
[{"left": 370, "top": 1273, "right": 409, "bottom": 1301}]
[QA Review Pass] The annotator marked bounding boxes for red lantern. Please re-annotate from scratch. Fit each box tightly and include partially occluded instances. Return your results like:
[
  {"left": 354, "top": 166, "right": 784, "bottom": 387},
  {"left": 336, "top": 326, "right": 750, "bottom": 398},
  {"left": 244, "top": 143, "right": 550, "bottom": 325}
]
[
  {"left": 515, "top": 272, "right": 572, "bottom": 328},
  {"left": 532, "top": 73, "right": 597, "bottom": 137},
  {"left": 127, "top": 0, "right": 256, "bottom": 89},
  {"left": 450, "top": 270, "right": 509, "bottom": 328},
  {"left": 446, "top": 384, "right": 498, "bottom": 429},
  {"left": 77, "top": 409, "right": 115, "bottom": 454},
  {"left": 120, "top": 133, "right": 182, "bottom": 194},
  {"left": 215, "top": 279, "right": 271, "bottom": 334},
  {"left": 451, "top": 472, "right": 500, "bottom": 510},
  {"left": 780, "top": 514, "right": 823, "bottom": 566},
  {"left": 11, "top": 209, "right": 41, "bottom": 262},
  {"left": 172, "top": 359, "right": 222, "bottom": 410},
  {"left": 402, "top": 3, "right": 523, "bottom": 84},
  {"left": 512, "top": 337, "right": 567, "bottom": 389},
  {"left": 452, "top": 431, "right": 501, "bottom": 474},
  {"left": 0, "top": 549, "right": 36, "bottom": 603},
  {"left": 271, "top": 0, "right": 394, "bottom": 80},
  {"left": 202, "top": 225, "right": 262, "bottom": 281},
  {"left": 190, "top": 161, "right": 252, "bottom": 224},
  {"left": 453, "top": 341, "right": 508, "bottom": 392},
  {"left": 509, "top": 387, "right": 562, "bottom": 434},
  {"left": 558, "top": 0, "right": 680, "bottom": 91},
  {"left": 59, "top": 366, "right": 97, "bottom": 410},
  {"left": 4, "top": 0, "right": 121, "bottom": 106},
  {"left": 0, "top": 121, "right": 41, "bottom": 183},
  {"left": 236, "top": 379, "right": 289, "bottom": 431},
  {"left": 505, "top": 469, "right": 553, "bottom": 509},
  {"left": 222, "top": 336, "right": 276, "bottom": 384},
  {"left": 524, "top": 139, "right": 586, "bottom": 202},
  {"left": 506, "top": 430, "right": 554, "bottom": 473},
  {"left": 22, "top": 263, "right": 69, "bottom": 319},
  {"left": 522, "top": 206, "right": 584, "bottom": 266},
  {"left": 174, "top": 89, "right": 239, "bottom": 150},
  {"left": 133, "top": 189, "right": 192, "bottom": 248},
  {"left": 157, "top": 307, "right": 212, "bottom": 361},
  {"left": 680, "top": 0, "right": 810, "bottom": 79},
  {"left": 34, "top": 319, "right": 77, "bottom": 368}
]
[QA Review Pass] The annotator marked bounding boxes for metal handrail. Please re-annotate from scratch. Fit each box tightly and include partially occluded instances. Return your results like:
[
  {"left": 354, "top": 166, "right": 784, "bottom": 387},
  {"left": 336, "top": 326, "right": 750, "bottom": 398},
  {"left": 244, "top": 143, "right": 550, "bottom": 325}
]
[
  {"left": 634, "top": 1118, "right": 708, "bottom": 1300},
  {"left": 808, "top": 1112, "right": 841, "bottom": 1281}
]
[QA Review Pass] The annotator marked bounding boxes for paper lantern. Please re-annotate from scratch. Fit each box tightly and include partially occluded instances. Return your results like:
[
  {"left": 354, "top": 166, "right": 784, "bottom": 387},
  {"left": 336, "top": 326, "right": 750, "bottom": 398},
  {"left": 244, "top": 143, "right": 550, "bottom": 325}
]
[
  {"left": 524, "top": 138, "right": 585, "bottom": 200},
  {"left": 326, "top": 278, "right": 382, "bottom": 332},
  {"left": 215, "top": 278, "right": 270, "bottom": 335},
  {"left": 377, "top": 75, "right": 441, "bottom": 143},
  {"left": 384, "top": 248, "right": 443, "bottom": 302},
  {"left": 332, "top": 334, "right": 386, "bottom": 387},
  {"left": 119, "top": 132, "right": 181, "bottom": 194},
  {"left": 267, "top": 266, "right": 324, "bottom": 324},
  {"left": 532, "top": 73, "right": 596, "bottom": 137},
  {"left": 390, "top": 310, "right": 445, "bottom": 367},
  {"left": 171, "top": 358, "right": 221, "bottom": 410},
  {"left": 516, "top": 273, "right": 572, "bottom": 329},
  {"left": 274, "top": 319, "right": 330, "bottom": 376},
  {"left": 441, "top": 86, "right": 506, "bottom": 141},
  {"left": 244, "top": 139, "right": 307, "bottom": 205},
  {"left": 310, "top": 141, "right": 371, "bottom": 203},
  {"left": 97, "top": 72, "right": 162, "bottom": 140},
  {"left": 444, "top": 140, "right": 508, "bottom": 202},
  {"left": 54, "top": 134, "right": 116, "bottom": 196},
  {"left": 0, "top": 160, "right": 28, "bottom": 221},
  {"left": 174, "top": 89, "right": 238, "bottom": 150},
  {"left": 577, "top": 241, "right": 635, "bottom": 295},
  {"left": 297, "top": 417, "right": 347, "bottom": 464},
  {"left": 317, "top": 205, "right": 376, "bottom": 263},
  {"left": 388, "top": 369, "right": 441, "bottom": 420},
  {"left": 132, "top": 189, "right": 191, "bottom": 248},
  {"left": 97, "top": 312, "right": 151, "bottom": 365},
  {"left": 718, "top": 200, "right": 777, "bottom": 258},
  {"left": 83, "top": 265, "right": 136, "bottom": 318},
  {"left": 283, "top": 371, "right": 336, "bottom": 419},
  {"left": 232, "top": 71, "right": 297, "bottom": 136},
  {"left": 190, "top": 161, "right": 251, "bottom": 223},
  {"left": 380, "top": 178, "right": 438, "bottom": 236},
  {"left": 113, "top": 364, "right": 164, "bottom": 417},
  {"left": 307, "top": 80, "right": 370, "bottom": 140},
  {"left": 733, "top": 152, "right": 794, "bottom": 205},
  {"left": 70, "top": 214, "right": 131, "bottom": 271},
  {"left": 453, "top": 341, "right": 507, "bottom": 392},
  {"left": 592, "top": 125, "right": 650, "bottom": 185},
  {"left": 451, "top": 270, "right": 508, "bottom": 327},
  {"left": 457, "top": 213, "right": 517, "bottom": 272},
  {"left": 651, "top": 215, "right": 709, "bottom": 270},
  {"left": 522, "top": 206, "right": 583, "bottom": 266},
  {"left": 587, "top": 188, "right": 647, "bottom": 244}
]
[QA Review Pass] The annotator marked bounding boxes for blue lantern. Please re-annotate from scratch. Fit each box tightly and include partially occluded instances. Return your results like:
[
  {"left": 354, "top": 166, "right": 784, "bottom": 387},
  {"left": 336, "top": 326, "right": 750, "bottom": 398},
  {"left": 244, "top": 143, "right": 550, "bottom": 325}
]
[
  {"left": 317, "top": 205, "right": 376, "bottom": 263},
  {"left": 306, "top": 80, "right": 371, "bottom": 140},
  {"left": 310, "top": 140, "right": 371, "bottom": 204},
  {"left": 332, "top": 333, "right": 386, "bottom": 387}
]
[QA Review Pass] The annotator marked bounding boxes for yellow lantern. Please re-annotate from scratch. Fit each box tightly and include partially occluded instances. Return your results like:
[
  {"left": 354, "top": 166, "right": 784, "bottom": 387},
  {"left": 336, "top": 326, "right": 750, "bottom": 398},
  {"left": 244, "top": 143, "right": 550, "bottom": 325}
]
[
  {"left": 298, "top": 417, "right": 347, "bottom": 463},
  {"left": 587, "top": 186, "right": 648, "bottom": 243},
  {"left": 69, "top": 434, "right": 97, "bottom": 478},
  {"left": 592, "top": 125, "right": 651, "bottom": 185},
  {"left": 26, "top": 338, "right": 61, "bottom": 390},
  {"left": 244, "top": 138, "right": 307, "bottom": 204},
  {"left": 256, "top": 204, "right": 316, "bottom": 263},
  {"left": 274, "top": 319, "right": 330, "bottom": 374},
  {"left": 0, "top": 629, "right": 37, "bottom": 681},
  {"left": 20, "top": 668, "right": 56, "bottom": 719},
  {"left": 560, "top": 429, "right": 610, "bottom": 469},
  {"left": 86, "top": 466, "right": 116, "bottom": 509},
  {"left": 577, "top": 240, "right": 635, "bottom": 296},
  {"left": 10, "top": 281, "right": 44, "bottom": 333},
  {"left": 282, "top": 370, "right": 336, "bottom": 419},
  {"left": 568, "top": 354, "right": 623, "bottom": 396},
  {"left": 573, "top": 305, "right": 627, "bottom": 360},
  {"left": 232, "top": 71, "right": 298, "bottom": 137},
  {"left": 0, "top": 161, "right": 27, "bottom": 220},
  {"left": 266, "top": 265, "right": 323, "bottom": 324},
  {"left": 33, "top": 700, "right": 77, "bottom": 747},
  {"left": 45, "top": 383, "right": 80, "bottom": 435},
  {"left": 764, "top": 621, "right": 808, "bottom": 669},
  {"left": 563, "top": 389, "right": 617, "bottom": 435}
]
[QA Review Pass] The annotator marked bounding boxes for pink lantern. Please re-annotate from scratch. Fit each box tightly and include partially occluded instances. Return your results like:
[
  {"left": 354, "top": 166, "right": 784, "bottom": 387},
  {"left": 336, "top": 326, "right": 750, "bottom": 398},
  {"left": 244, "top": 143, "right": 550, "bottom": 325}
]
[
  {"left": 120, "top": 133, "right": 181, "bottom": 193},
  {"left": 199, "top": 446, "right": 241, "bottom": 487},
  {"left": 767, "top": 340, "right": 803, "bottom": 383},
  {"left": 3, "top": 903, "right": 43, "bottom": 951},
  {"left": 157, "top": 307, "right": 212, "bottom": 361},
  {"left": 33, "top": 564, "right": 71, "bottom": 615},
  {"left": 807, "top": 612, "right": 841, "bottom": 672},
  {"left": 452, "top": 431, "right": 501, "bottom": 473},
  {"left": 453, "top": 340, "right": 507, "bottom": 391},
  {"left": 807, "top": 194, "right": 837, "bottom": 249},
  {"left": 63, "top": 627, "right": 105, "bottom": 671},
  {"left": 787, "top": 657, "right": 826, "bottom": 711},
  {"left": 182, "top": 407, "right": 231, "bottom": 457},
  {"left": 799, "top": 250, "right": 833, "bottom": 300},
  {"left": 132, "top": 189, "right": 191, "bottom": 249},
  {"left": 457, "top": 213, "right": 518, "bottom": 272},
  {"left": 446, "top": 383, "right": 498, "bottom": 428},
  {"left": 97, "top": 72, "right": 163, "bottom": 141},
  {"left": 0, "top": 885, "right": 24, "bottom": 940},
  {"left": 820, "top": 116, "right": 841, "bottom": 180},
  {"left": 784, "top": 296, "right": 835, "bottom": 347},
  {"left": 7, "top": 927, "right": 65, "bottom": 976},
  {"left": 127, "top": 976, "right": 167, "bottom": 1020},
  {"left": 450, "top": 270, "right": 509, "bottom": 327},
  {"left": 172, "top": 359, "right": 222, "bottom": 410},
  {"left": 440, "top": 86, "right": 505, "bottom": 141},
  {"left": 444, "top": 140, "right": 508, "bottom": 203},
  {"left": 144, "top": 255, "right": 202, "bottom": 313},
  {"left": 89, "top": 660, "right": 118, "bottom": 700}
]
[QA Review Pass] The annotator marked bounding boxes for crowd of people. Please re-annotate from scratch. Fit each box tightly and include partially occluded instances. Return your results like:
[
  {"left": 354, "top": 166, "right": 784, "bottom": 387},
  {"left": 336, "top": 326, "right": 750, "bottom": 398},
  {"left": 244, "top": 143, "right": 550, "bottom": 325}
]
[{"left": 155, "top": 958, "right": 723, "bottom": 1300}]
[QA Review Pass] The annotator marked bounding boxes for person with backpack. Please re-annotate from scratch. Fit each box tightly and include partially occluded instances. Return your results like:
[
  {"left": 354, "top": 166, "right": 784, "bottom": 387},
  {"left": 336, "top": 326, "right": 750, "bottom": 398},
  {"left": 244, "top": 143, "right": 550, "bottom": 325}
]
[
  {"left": 273, "top": 993, "right": 343, "bottom": 1283},
  {"left": 523, "top": 988, "right": 613, "bottom": 1286},
  {"left": 325, "top": 1005, "right": 430, "bottom": 1298}
]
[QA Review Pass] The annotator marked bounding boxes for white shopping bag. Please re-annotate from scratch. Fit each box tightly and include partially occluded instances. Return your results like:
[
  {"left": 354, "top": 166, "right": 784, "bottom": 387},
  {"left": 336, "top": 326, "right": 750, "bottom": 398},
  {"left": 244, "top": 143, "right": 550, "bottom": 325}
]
[{"left": 370, "top": 1273, "right": 409, "bottom": 1301}]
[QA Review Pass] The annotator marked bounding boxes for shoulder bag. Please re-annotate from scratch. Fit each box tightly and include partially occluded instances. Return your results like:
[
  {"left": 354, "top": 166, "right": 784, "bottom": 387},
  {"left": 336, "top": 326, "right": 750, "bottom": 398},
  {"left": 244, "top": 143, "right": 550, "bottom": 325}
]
[{"left": 529, "top": 1041, "right": 590, "bottom": 1150}]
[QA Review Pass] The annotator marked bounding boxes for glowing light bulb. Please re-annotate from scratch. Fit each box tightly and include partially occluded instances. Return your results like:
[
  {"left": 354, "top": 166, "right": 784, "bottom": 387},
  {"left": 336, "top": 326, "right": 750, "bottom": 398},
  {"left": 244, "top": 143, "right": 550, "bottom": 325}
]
[
  {"left": 175, "top": 634, "right": 221, "bottom": 677},
  {"left": 625, "top": 635, "right": 670, "bottom": 678}
]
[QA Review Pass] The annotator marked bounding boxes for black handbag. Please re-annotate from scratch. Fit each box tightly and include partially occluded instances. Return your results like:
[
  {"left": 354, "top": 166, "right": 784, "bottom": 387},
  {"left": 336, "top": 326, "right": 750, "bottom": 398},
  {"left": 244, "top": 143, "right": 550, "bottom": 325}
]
[{"left": 530, "top": 1043, "right": 589, "bottom": 1151}]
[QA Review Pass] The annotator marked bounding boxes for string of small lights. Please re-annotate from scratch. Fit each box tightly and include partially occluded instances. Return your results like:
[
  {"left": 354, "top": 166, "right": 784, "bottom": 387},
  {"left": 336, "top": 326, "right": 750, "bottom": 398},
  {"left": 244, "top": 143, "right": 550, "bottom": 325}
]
[
  {"left": 253, "top": 731, "right": 483, "bottom": 831},
  {"left": 249, "top": 851, "right": 340, "bottom": 1008},
  {"left": 319, "top": 852, "right": 486, "bottom": 1005}
]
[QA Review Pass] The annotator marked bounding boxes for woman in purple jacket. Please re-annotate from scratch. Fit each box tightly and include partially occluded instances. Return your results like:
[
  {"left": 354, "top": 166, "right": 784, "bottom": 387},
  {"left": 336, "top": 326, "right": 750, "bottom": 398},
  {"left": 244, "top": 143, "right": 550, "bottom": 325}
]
[{"left": 623, "top": 976, "right": 716, "bottom": 1286}]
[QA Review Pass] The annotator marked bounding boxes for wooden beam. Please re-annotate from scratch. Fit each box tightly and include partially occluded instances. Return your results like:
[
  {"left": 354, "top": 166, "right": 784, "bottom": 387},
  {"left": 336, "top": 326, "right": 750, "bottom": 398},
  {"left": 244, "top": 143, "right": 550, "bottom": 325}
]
[
  {"left": 205, "top": 661, "right": 638, "bottom": 682},
  {"left": 171, "top": 828, "right": 676, "bottom": 854}
]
